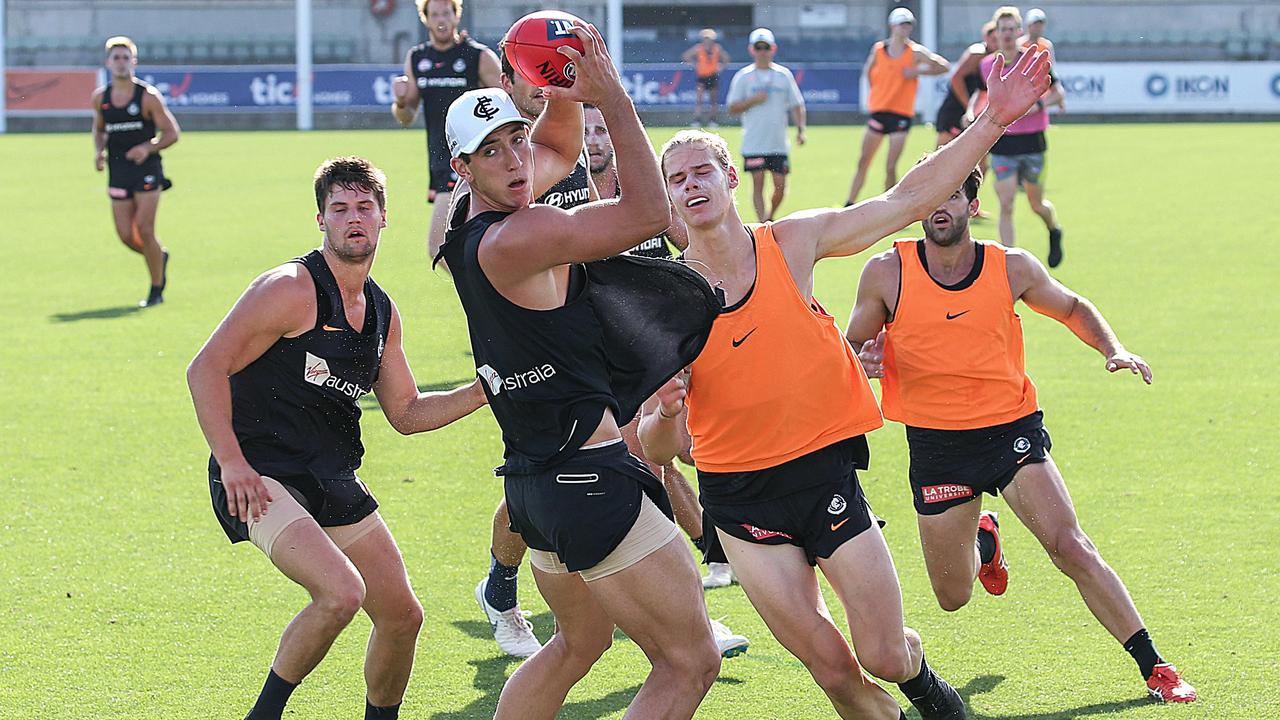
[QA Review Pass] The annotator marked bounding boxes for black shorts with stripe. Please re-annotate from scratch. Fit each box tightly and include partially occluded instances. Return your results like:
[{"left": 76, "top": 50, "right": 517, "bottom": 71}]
[
  {"left": 699, "top": 437, "right": 877, "bottom": 566},
  {"left": 906, "top": 410, "right": 1051, "bottom": 515}
]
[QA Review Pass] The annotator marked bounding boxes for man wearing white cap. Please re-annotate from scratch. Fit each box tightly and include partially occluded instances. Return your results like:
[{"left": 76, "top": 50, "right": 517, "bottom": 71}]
[
  {"left": 682, "top": 29, "right": 731, "bottom": 127},
  {"left": 438, "top": 22, "right": 722, "bottom": 720},
  {"left": 845, "top": 7, "right": 949, "bottom": 205},
  {"left": 726, "top": 27, "right": 807, "bottom": 223},
  {"left": 1020, "top": 8, "right": 1056, "bottom": 61}
]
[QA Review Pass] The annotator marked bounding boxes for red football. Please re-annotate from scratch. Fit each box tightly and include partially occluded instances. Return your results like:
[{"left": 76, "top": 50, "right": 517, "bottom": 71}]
[{"left": 503, "top": 11, "right": 587, "bottom": 88}]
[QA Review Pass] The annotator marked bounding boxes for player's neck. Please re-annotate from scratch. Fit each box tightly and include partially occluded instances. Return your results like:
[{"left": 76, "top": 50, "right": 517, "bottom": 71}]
[
  {"left": 922, "top": 236, "right": 977, "bottom": 279},
  {"left": 889, "top": 36, "right": 909, "bottom": 51},
  {"left": 110, "top": 75, "right": 135, "bottom": 91},
  {"left": 320, "top": 246, "right": 374, "bottom": 299},
  {"left": 591, "top": 167, "right": 618, "bottom": 199},
  {"left": 429, "top": 33, "right": 460, "bottom": 51},
  {"left": 687, "top": 212, "right": 750, "bottom": 267},
  {"left": 753, "top": 59, "right": 771, "bottom": 70}
]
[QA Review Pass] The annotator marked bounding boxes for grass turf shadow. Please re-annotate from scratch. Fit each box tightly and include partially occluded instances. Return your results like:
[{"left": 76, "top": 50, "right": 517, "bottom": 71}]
[
  {"left": 944, "top": 674, "right": 1156, "bottom": 720},
  {"left": 49, "top": 305, "right": 142, "bottom": 322}
]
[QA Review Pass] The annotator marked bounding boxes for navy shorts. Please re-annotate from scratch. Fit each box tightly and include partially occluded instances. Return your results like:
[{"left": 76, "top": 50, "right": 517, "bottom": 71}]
[{"left": 868, "top": 111, "right": 913, "bottom": 134}]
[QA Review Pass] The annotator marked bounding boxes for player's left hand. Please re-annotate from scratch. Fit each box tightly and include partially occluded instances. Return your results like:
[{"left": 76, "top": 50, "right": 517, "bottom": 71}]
[
  {"left": 796, "top": 128, "right": 807, "bottom": 146},
  {"left": 654, "top": 369, "right": 690, "bottom": 419},
  {"left": 857, "top": 330, "right": 886, "bottom": 379},
  {"left": 1106, "top": 350, "right": 1152, "bottom": 384},
  {"left": 125, "top": 143, "right": 151, "bottom": 164}
]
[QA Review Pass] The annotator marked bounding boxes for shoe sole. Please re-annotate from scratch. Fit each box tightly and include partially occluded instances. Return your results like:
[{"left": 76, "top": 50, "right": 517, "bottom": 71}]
[{"left": 720, "top": 642, "right": 749, "bottom": 659}]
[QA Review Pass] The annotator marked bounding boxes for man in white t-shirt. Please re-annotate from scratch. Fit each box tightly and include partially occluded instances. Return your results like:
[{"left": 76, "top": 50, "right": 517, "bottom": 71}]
[{"left": 726, "top": 28, "right": 806, "bottom": 222}]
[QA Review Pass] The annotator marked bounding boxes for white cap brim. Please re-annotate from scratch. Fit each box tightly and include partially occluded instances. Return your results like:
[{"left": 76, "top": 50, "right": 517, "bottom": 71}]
[{"left": 445, "top": 89, "right": 532, "bottom": 158}]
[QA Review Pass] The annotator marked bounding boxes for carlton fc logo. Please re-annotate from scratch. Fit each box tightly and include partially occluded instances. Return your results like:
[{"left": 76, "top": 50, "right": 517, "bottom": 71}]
[
  {"left": 417, "top": 58, "right": 430, "bottom": 73},
  {"left": 473, "top": 95, "right": 500, "bottom": 120},
  {"left": 453, "top": 58, "right": 467, "bottom": 73},
  {"left": 827, "top": 494, "right": 847, "bottom": 515},
  {"left": 127, "top": 102, "right": 139, "bottom": 115},
  {"left": 1013, "top": 436, "right": 1031, "bottom": 453}
]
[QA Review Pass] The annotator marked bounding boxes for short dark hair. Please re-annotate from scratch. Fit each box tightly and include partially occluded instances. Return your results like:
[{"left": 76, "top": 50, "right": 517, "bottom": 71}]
[
  {"left": 313, "top": 156, "right": 387, "bottom": 213},
  {"left": 962, "top": 165, "right": 984, "bottom": 201},
  {"left": 498, "top": 43, "right": 515, "bottom": 82}
]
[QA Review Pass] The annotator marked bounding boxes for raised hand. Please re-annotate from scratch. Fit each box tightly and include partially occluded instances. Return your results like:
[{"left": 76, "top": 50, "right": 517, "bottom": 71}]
[
  {"left": 392, "top": 75, "right": 410, "bottom": 104},
  {"left": 1105, "top": 350, "right": 1152, "bottom": 384},
  {"left": 543, "top": 23, "right": 623, "bottom": 106},
  {"left": 984, "top": 49, "right": 1051, "bottom": 127}
]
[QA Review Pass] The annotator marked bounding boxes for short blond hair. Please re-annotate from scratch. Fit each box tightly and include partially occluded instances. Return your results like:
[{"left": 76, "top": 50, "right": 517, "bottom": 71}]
[
  {"left": 992, "top": 6, "right": 1022, "bottom": 26},
  {"left": 105, "top": 35, "right": 137, "bottom": 57},
  {"left": 419, "top": 0, "right": 462, "bottom": 22},
  {"left": 660, "top": 130, "right": 733, "bottom": 175}
]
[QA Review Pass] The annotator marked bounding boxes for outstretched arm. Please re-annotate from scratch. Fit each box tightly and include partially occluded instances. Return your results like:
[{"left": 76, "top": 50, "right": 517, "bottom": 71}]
[
  {"left": 1010, "top": 250, "right": 1152, "bottom": 383},
  {"left": 774, "top": 49, "right": 1052, "bottom": 262},
  {"left": 373, "top": 302, "right": 488, "bottom": 434}
]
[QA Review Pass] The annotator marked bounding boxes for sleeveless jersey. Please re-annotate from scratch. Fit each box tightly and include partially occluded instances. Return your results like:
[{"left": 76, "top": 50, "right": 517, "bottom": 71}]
[
  {"left": 938, "top": 44, "right": 987, "bottom": 115},
  {"left": 537, "top": 151, "right": 592, "bottom": 210},
  {"left": 868, "top": 41, "right": 919, "bottom": 116},
  {"left": 213, "top": 250, "right": 392, "bottom": 480},
  {"left": 100, "top": 81, "right": 157, "bottom": 162},
  {"left": 686, "top": 224, "right": 884, "bottom": 473},
  {"left": 439, "top": 198, "right": 718, "bottom": 469},
  {"left": 695, "top": 46, "right": 720, "bottom": 78},
  {"left": 882, "top": 239, "right": 1038, "bottom": 430},
  {"left": 411, "top": 38, "right": 486, "bottom": 168}
]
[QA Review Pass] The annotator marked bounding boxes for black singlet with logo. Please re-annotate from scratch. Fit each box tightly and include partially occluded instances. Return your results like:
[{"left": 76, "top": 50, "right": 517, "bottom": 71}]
[
  {"left": 438, "top": 197, "right": 719, "bottom": 470},
  {"left": 536, "top": 150, "right": 592, "bottom": 210},
  {"left": 411, "top": 38, "right": 487, "bottom": 169},
  {"left": 100, "top": 80, "right": 157, "bottom": 162},
  {"left": 936, "top": 60, "right": 986, "bottom": 120},
  {"left": 209, "top": 250, "right": 392, "bottom": 481}
]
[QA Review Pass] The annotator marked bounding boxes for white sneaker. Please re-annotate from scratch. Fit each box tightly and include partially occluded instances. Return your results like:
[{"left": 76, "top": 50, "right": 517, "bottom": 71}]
[
  {"left": 710, "top": 618, "right": 749, "bottom": 658},
  {"left": 702, "top": 562, "right": 735, "bottom": 589},
  {"left": 474, "top": 578, "right": 542, "bottom": 658}
]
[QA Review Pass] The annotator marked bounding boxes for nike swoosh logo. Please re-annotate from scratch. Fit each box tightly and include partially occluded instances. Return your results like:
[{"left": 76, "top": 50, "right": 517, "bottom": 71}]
[
  {"left": 830, "top": 518, "right": 850, "bottom": 532},
  {"left": 321, "top": 324, "right": 344, "bottom": 332},
  {"left": 732, "top": 328, "right": 757, "bottom": 347},
  {"left": 945, "top": 311, "right": 970, "bottom": 320},
  {"left": 1016, "top": 453, "right": 1031, "bottom": 464}
]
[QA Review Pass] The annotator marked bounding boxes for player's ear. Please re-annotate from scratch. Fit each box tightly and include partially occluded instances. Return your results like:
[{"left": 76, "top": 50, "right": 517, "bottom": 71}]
[
  {"left": 316, "top": 212, "right": 324, "bottom": 231},
  {"left": 451, "top": 156, "right": 470, "bottom": 182},
  {"left": 969, "top": 197, "right": 980, "bottom": 217},
  {"left": 726, "top": 164, "right": 739, "bottom": 190},
  {"left": 380, "top": 206, "right": 388, "bottom": 228}
]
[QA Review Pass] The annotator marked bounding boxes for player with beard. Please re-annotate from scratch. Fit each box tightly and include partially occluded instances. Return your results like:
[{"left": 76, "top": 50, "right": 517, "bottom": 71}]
[
  {"left": 188, "top": 157, "right": 488, "bottom": 720},
  {"left": 392, "top": 0, "right": 500, "bottom": 264},
  {"left": 439, "top": 23, "right": 723, "bottom": 719},
  {"left": 845, "top": 168, "right": 1197, "bottom": 704},
  {"left": 92, "top": 36, "right": 181, "bottom": 307},
  {"left": 641, "top": 48, "right": 1053, "bottom": 720}
]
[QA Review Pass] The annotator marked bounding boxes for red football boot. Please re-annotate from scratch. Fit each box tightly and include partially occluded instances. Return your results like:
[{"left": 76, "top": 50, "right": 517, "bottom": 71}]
[{"left": 977, "top": 511, "right": 1008, "bottom": 595}]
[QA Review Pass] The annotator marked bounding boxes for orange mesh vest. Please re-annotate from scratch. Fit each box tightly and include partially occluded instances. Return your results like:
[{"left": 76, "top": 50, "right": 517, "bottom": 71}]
[
  {"left": 868, "top": 41, "right": 918, "bottom": 116},
  {"left": 687, "top": 224, "right": 884, "bottom": 472},
  {"left": 882, "top": 240, "right": 1038, "bottom": 430},
  {"left": 696, "top": 46, "right": 719, "bottom": 78}
]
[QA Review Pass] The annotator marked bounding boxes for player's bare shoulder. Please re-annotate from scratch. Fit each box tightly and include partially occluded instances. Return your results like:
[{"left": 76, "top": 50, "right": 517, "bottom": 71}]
[
  {"left": 860, "top": 246, "right": 902, "bottom": 297},
  {"left": 999, "top": 243, "right": 1050, "bottom": 297}
]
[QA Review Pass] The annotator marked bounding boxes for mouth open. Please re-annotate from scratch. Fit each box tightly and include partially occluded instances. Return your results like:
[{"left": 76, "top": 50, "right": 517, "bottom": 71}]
[
  {"left": 508, "top": 179, "right": 528, "bottom": 191},
  {"left": 686, "top": 196, "right": 709, "bottom": 208},
  {"left": 930, "top": 212, "right": 950, "bottom": 227},
  {"left": 347, "top": 228, "right": 367, "bottom": 239}
]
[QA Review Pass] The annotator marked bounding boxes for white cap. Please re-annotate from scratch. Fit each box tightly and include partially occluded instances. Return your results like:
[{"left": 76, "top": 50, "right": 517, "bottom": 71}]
[
  {"left": 888, "top": 7, "right": 916, "bottom": 25},
  {"left": 445, "top": 88, "right": 531, "bottom": 158},
  {"left": 1026, "top": 8, "right": 1047, "bottom": 24},
  {"left": 748, "top": 28, "right": 776, "bottom": 47}
]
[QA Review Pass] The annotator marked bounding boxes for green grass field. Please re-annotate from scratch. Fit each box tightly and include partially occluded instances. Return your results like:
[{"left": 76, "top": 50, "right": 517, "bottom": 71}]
[{"left": 3, "top": 122, "right": 1277, "bottom": 719}]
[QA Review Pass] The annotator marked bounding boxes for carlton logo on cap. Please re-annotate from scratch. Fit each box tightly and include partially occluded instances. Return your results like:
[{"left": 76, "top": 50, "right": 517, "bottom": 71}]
[
  {"left": 445, "top": 88, "right": 532, "bottom": 158},
  {"left": 473, "top": 95, "right": 500, "bottom": 120}
]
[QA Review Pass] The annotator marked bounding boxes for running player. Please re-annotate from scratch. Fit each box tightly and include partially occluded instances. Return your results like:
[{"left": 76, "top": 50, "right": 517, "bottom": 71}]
[
  {"left": 392, "top": 0, "right": 500, "bottom": 263},
  {"left": 187, "top": 157, "right": 489, "bottom": 720},
  {"left": 584, "top": 104, "right": 746, "bottom": 615},
  {"left": 973, "top": 7, "right": 1065, "bottom": 264},
  {"left": 845, "top": 168, "right": 1197, "bottom": 704},
  {"left": 845, "top": 8, "right": 948, "bottom": 205},
  {"left": 92, "top": 36, "right": 180, "bottom": 308},
  {"left": 641, "top": 45, "right": 1054, "bottom": 720},
  {"left": 934, "top": 22, "right": 995, "bottom": 147},
  {"left": 440, "top": 23, "right": 722, "bottom": 719},
  {"left": 682, "top": 29, "right": 730, "bottom": 128},
  {"left": 726, "top": 28, "right": 806, "bottom": 223}
]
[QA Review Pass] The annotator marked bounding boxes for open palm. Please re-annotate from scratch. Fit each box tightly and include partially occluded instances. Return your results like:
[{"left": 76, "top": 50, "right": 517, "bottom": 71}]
[{"left": 984, "top": 50, "right": 1052, "bottom": 126}]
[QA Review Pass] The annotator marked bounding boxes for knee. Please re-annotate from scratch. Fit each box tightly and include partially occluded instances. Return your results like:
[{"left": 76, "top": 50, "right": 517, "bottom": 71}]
[
  {"left": 1049, "top": 529, "right": 1102, "bottom": 578},
  {"left": 317, "top": 577, "right": 366, "bottom": 626},
  {"left": 379, "top": 595, "right": 425, "bottom": 639},
  {"left": 134, "top": 222, "right": 156, "bottom": 240},
  {"left": 807, "top": 652, "right": 861, "bottom": 695},
  {"left": 859, "top": 640, "right": 916, "bottom": 683},
  {"left": 935, "top": 584, "right": 974, "bottom": 613},
  {"left": 560, "top": 627, "right": 613, "bottom": 671},
  {"left": 660, "top": 643, "right": 721, "bottom": 695}
]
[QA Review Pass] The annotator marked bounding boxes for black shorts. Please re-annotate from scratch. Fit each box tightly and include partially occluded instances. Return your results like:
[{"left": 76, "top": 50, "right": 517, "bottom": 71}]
[
  {"left": 906, "top": 410, "right": 1052, "bottom": 515},
  {"left": 868, "top": 111, "right": 913, "bottom": 134},
  {"left": 934, "top": 102, "right": 965, "bottom": 136},
  {"left": 742, "top": 154, "right": 790, "bottom": 175},
  {"left": 107, "top": 155, "right": 172, "bottom": 199},
  {"left": 697, "top": 74, "right": 719, "bottom": 91},
  {"left": 208, "top": 467, "right": 379, "bottom": 545},
  {"left": 699, "top": 438, "right": 877, "bottom": 566},
  {"left": 501, "top": 441, "right": 673, "bottom": 573},
  {"left": 428, "top": 162, "right": 458, "bottom": 196}
]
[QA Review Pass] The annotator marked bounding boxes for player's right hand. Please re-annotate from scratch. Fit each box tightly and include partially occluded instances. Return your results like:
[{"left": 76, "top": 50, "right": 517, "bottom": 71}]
[
  {"left": 983, "top": 50, "right": 1051, "bottom": 127},
  {"left": 392, "top": 75, "right": 410, "bottom": 103},
  {"left": 544, "top": 23, "right": 622, "bottom": 106},
  {"left": 857, "top": 330, "right": 886, "bottom": 379},
  {"left": 94, "top": 153, "right": 105, "bottom": 172},
  {"left": 221, "top": 462, "right": 274, "bottom": 523}
]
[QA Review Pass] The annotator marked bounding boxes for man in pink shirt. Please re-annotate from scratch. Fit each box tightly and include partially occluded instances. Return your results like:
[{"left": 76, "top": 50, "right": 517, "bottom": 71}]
[{"left": 974, "top": 6, "right": 1066, "bottom": 266}]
